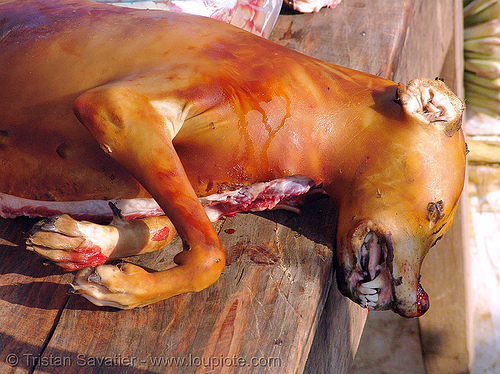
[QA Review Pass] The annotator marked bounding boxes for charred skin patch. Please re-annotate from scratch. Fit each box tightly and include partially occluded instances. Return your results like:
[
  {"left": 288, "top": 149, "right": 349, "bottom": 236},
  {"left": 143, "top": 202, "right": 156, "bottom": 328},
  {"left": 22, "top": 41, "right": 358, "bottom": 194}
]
[{"left": 427, "top": 200, "right": 444, "bottom": 223}]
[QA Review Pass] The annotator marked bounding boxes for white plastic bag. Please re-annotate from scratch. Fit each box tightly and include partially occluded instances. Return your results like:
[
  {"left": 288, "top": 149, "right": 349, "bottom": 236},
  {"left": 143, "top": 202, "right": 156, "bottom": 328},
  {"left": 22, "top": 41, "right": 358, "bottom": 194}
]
[{"left": 93, "top": 0, "right": 282, "bottom": 38}]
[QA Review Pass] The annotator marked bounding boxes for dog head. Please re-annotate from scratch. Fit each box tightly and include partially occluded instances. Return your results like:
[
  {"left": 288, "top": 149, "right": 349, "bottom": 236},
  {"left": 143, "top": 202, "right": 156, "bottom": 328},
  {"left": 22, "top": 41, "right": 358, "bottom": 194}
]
[{"left": 334, "top": 78, "right": 466, "bottom": 317}]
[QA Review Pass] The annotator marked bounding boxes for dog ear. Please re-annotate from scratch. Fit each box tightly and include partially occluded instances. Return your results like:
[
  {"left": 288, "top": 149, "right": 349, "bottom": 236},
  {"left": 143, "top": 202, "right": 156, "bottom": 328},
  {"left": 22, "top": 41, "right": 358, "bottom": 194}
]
[{"left": 395, "top": 78, "right": 465, "bottom": 137}]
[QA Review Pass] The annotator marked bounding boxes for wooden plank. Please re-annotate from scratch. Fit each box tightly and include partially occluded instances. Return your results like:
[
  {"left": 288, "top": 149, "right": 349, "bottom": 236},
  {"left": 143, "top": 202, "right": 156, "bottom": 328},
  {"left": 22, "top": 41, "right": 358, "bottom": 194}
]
[
  {"left": 34, "top": 199, "right": 337, "bottom": 374},
  {"left": 467, "top": 164, "right": 500, "bottom": 373},
  {"left": 0, "top": 217, "right": 73, "bottom": 374},
  {"left": 303, "top": 276, "right": 367, "bottom": 374},
  {"left": 270, "top": 0, "right": 413, "bottom": 79},
  {"left": 390, "top": 0, "right": 457, "bottom": 84},
  {"left": 418, "top": 1, "right": 473, "bottom": 372}
]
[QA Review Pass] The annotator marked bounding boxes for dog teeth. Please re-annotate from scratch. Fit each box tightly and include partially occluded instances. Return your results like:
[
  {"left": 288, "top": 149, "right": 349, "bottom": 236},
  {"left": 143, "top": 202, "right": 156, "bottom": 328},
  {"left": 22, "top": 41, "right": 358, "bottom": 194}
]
[
  {"left": 362, "top": 274, "right": 383, "bottom": 289},
  {"left": 361, "top": 243, "right": 368, "bottom": 257},
  {"left": 358, "top": 273, "right": 383, "bottom": 309},
  {"left": 359, "top": 285, "right": 377, "bottom": 295},
  {"left": 364, "top": 232, "right": 374, "bottom": 243},
  {"left": 366, "top": 301, "right": 377, "bottom": 310}
]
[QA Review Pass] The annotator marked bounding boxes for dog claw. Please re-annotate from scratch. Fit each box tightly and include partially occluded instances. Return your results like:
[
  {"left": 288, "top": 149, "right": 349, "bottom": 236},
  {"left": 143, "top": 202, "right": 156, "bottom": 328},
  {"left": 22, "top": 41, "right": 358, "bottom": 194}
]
[
  {"left": 67, "top": 286, "right": 77, "bottom": 295},
  {"left": 87, "top": 269, "right": 101, "bottom": 284}
]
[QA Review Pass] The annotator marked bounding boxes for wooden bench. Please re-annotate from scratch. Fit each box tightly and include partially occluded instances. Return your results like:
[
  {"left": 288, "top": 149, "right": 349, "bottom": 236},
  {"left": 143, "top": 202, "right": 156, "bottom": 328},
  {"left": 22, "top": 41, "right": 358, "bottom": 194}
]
[{"left": 0, "top": 1, "right": 469, "bottom": 373}]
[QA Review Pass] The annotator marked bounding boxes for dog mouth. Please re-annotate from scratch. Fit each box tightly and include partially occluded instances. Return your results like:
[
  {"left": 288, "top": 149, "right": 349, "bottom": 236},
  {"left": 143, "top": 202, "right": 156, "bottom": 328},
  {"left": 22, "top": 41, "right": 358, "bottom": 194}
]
[
  {"left": 338, "top": 224, "right": 430, "bottom": 317},
  {"left": 347, "top": 229, "right": 393, "bottom": 311}
]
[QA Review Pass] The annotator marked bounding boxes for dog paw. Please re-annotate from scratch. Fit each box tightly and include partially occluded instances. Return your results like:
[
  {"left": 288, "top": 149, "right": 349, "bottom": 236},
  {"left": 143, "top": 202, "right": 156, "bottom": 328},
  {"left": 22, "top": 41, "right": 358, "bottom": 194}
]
[
  {"left": 26, "top": 214, "right": 116, "bottom": 271},
  {"left": 71, "top": 263, "right": 150, "bottom": 309}
]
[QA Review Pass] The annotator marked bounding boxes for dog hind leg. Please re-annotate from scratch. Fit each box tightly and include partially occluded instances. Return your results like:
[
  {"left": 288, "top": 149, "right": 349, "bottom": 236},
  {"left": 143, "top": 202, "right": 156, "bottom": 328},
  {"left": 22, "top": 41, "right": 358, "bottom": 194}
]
[{"left": 26, "top": 208, "right": 177, "bottom": 271}]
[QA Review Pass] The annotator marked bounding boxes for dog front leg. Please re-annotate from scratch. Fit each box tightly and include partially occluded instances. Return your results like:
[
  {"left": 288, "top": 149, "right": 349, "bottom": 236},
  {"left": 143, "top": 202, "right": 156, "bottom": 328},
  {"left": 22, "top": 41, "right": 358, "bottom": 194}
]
[{"left": 70, "top": 83, "right": 225, "bottom": 309}]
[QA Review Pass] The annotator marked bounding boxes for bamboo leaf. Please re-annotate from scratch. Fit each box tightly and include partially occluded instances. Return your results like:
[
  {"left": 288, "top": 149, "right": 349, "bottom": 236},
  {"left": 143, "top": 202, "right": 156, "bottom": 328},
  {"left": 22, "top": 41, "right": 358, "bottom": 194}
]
[{"left": 464, "top": 19, "right": 500, "bottom": 39}]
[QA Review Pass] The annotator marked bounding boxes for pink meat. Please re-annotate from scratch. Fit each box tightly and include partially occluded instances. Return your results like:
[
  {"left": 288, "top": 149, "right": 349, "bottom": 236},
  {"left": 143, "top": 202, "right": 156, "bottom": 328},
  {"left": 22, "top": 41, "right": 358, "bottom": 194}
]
[{"left": 0, "top": 175, "right": 324, "bottom": 222}]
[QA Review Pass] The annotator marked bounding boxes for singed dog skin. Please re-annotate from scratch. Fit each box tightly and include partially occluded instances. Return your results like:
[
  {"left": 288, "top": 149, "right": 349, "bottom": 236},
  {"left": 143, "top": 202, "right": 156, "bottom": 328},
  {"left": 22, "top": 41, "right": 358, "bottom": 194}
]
[{"left": 0, "top": 0, "right": 466, "bottom": 316}]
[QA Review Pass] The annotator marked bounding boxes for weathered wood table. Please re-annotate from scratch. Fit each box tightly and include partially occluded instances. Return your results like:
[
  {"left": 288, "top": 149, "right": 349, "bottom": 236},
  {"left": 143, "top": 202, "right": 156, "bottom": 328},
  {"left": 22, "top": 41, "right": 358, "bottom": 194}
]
[{"left": 0, "top": 1, "right": 467, "bottom": 373}]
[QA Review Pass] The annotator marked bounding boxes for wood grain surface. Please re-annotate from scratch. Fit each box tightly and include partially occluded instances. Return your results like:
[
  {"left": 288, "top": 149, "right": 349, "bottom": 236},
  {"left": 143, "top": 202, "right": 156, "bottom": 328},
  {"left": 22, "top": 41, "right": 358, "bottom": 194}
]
[{"left": 0, "top": 1, "right": 467, "bottom": 373}]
